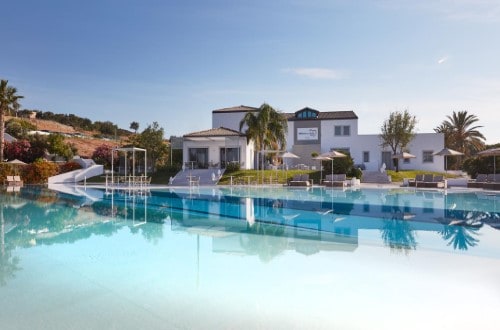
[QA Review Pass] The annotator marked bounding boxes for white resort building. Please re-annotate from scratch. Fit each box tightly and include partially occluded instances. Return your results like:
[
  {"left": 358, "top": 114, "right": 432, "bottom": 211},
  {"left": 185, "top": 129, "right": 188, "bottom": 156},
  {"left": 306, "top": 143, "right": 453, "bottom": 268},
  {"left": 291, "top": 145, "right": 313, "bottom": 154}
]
[{"left": 182, "top": 105, "right": 445, "bottom": 172}]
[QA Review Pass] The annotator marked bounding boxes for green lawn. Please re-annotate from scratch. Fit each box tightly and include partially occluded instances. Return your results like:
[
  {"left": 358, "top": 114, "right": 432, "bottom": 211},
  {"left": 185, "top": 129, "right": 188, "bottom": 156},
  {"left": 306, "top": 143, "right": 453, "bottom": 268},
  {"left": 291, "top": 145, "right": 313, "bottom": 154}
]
[
  {"left": 218, "top": 169, "right": 322, "bottom": 185},
  {"left": 387, "top": 170, "right": 458, "bottom": 182}
]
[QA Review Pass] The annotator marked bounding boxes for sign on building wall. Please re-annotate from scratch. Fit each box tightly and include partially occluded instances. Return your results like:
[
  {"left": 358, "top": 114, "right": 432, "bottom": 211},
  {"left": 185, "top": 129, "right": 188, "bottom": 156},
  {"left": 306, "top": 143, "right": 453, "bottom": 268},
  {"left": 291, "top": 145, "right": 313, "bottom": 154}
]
[{"left": 297, "top": 127, "right": 319, "bottom": 141}]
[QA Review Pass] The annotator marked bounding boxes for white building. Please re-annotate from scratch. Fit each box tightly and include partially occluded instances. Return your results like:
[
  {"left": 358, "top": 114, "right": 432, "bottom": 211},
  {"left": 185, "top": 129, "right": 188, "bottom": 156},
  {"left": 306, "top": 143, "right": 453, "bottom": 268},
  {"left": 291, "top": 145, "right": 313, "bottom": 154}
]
[
  {"left": 183, "top": 127, "right": 254, "bottom": 170},
  {"left": 183, "top": 105, "right": 445, "bottom": 172}
]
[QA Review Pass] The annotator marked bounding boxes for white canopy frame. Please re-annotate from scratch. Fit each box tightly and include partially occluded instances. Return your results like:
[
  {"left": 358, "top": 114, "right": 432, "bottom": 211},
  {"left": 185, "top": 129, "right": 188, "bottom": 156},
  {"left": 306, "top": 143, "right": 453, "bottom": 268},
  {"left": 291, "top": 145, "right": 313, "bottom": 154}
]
[{"left": 111, "top": 147, "right": 147, "bottom": 185}]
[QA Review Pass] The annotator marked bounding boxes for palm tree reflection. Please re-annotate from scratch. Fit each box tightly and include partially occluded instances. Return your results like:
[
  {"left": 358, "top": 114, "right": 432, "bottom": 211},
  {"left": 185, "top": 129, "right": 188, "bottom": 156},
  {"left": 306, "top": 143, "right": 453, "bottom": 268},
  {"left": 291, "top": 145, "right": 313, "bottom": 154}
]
[
  {"left": 380, "top": 219, "right": 417, "bottom": 254},
  {"left": 439, "top": 225, "right": 480, "bottom": 250},
  {"left": 0, "top": 205, "right": 21, "bottom": 286}
]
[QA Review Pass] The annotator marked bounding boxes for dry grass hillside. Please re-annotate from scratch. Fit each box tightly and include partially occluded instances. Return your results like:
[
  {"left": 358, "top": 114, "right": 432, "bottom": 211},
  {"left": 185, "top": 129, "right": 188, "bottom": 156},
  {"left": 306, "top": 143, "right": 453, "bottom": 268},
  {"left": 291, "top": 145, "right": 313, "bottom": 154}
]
[
  {"left": 6, "top": 116, "right": 122, "bottom": 158},
  {"left": 25, "top": 117, "right": 78, "bottom": 134},
  {"left": 66, "top": 138, "right": 120, "bottom": 159}
]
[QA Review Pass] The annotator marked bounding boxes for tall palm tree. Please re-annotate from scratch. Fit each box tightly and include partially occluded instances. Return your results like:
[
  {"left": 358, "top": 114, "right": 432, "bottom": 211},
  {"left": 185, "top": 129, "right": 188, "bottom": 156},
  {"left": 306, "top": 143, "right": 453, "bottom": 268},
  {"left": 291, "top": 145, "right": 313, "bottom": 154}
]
[
  {"left": 0, "top": 80, "right": 24, "bottom": 162},
  {"left": 239, "top": 103, "right": 288, "bottom": 169},
  {"left": 434, "top": 111, "right": 485, "bottom": 157}
]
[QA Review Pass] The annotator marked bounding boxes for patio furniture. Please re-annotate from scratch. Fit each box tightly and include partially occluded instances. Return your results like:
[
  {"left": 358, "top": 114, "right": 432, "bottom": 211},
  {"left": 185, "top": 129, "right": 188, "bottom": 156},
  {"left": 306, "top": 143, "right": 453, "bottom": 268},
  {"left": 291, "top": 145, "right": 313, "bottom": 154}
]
[
  {"left": 419, "top": 174, "right": 434, "bottom": 188},
  {"left": 467, "top": 173, "right": 488, "bottom": 188},
  {"left": 289, "top": 174, "right": 311, "bottom": 187},
  {"left": 422, "top": 175, "right": 447, "bottom": 189},
  {"left": 323, "top": 174, "right": 348, "bottom": 187},
  {"left": 13, "top": 176, "right": 23, "bottom": 186},
  {"left": 5, "top": 175, "right": 23, "bottom": 186},
  {"left": 408, "top": 174, "right": 423, "bottom": 187},
  {"left": 5, "top": 176, "right": 15, "bottom": 186},
  {"left": 483, "top": 174, "right": 500, "bottom": 190},
  {"left": 188, "top": 176, "right": 200, "bottom": 186}
]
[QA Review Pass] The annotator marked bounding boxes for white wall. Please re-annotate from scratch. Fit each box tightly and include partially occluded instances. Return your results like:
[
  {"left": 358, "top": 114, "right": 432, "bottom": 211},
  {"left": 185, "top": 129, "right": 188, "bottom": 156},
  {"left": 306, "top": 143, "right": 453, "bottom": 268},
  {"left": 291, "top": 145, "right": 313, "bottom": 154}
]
[
  {"left": 183, "top": 137, "right": 254, "bottom": 169},
  {"left": 351, "top": 133, "right": 445, "bottom": 172},
  {"left": 212, "top": 112, "right": 255, "bottom": 132},
  {"left": 320, "top": 119, "right": 359, "bottom": 152},
  {"left": 210, "top": 110, "right": 445, "bottom": 172}
]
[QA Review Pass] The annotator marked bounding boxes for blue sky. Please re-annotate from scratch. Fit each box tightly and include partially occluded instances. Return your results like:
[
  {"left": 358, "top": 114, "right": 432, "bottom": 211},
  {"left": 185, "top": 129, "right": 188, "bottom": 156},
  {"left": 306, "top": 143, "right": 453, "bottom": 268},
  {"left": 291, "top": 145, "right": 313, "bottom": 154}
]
[{"left": 1, "top": 0, "right": 500, "bottom": 143}]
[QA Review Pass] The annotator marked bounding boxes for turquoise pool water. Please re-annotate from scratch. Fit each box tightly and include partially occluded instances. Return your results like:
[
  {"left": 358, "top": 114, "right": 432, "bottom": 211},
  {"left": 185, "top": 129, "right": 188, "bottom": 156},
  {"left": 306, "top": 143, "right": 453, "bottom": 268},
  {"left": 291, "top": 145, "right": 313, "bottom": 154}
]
[{"left": 1, "top": 185, "right": 500, "bottom": 329}]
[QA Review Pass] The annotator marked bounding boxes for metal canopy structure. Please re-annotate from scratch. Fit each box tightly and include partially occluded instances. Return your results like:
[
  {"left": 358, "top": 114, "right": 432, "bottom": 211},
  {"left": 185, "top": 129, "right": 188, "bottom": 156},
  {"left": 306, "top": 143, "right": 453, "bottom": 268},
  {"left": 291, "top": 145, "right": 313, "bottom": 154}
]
[{"left": 111, "top": 147, "right": 147, "bottom": 184}]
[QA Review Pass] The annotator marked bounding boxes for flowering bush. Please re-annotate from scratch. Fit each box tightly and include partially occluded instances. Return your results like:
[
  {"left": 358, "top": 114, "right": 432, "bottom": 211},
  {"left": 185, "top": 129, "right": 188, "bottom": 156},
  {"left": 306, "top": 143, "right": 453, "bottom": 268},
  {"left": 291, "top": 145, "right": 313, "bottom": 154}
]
[
  {"left": 4, "top": 140, "right": 31, "bottom": 162},
  {"left": 22, "top": 159, "right": 59, "bottom": 184},
  {"left": 4, "top": 139, "right": 46, "bottom": 163},
  {"left": 92, "top": 144, "right": 116, "bottom": 169}
]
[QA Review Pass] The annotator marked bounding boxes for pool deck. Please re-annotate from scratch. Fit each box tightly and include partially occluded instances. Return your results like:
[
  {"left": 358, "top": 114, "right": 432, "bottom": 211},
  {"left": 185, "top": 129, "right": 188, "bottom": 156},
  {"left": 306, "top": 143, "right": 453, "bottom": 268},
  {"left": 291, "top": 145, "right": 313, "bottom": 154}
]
[{"left": 72, "top": 181, "right": 493, "bottom": 194}]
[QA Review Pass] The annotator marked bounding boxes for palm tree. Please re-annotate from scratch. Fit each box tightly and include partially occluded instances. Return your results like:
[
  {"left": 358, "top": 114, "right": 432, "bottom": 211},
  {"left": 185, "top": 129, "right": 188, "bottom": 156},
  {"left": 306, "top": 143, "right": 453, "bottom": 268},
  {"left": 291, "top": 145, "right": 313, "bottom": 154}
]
[
  {"left": 435, "top": 111, "right": 485, "bottom": 157},
  {"left": 239, "top": 103, "right": 288, "bottom": 169},
  {"left": 0, "top": 80, "right": 24, "bottom": 162}
]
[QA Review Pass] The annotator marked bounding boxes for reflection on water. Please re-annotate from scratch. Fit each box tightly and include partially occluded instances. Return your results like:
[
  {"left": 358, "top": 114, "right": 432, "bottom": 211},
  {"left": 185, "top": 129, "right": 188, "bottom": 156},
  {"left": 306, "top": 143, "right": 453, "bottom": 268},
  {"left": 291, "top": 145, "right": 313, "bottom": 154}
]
[{"left": 1, "top": 185, "right": 500, "bottom": 285}]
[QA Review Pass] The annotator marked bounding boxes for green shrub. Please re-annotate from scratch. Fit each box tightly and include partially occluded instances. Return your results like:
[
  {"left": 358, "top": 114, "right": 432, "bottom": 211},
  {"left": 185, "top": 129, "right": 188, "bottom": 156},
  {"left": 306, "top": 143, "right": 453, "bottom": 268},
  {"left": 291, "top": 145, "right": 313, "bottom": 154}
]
[
  {"left": 348, "top": 167, "right": 363, "bottom": 179},
  {"left": 225, "top": 162, "right": 241, "bottom": 172},
  {"left": 462, "top": 157, "right": 490, "bottom": 178}
]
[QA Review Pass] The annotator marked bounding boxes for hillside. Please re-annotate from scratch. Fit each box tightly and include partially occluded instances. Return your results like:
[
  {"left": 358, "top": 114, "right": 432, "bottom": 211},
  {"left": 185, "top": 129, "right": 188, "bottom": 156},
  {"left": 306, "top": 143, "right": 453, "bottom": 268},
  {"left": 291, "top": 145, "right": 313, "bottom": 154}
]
[
  {"left": 66, "top": 137, "right": 119, "bottom": 158},
  {"left": 6, "top": 116, "right": 122, "bottom": 158},
  {"left": 25, "top": 117, "right": 78, "bottom": 134}
]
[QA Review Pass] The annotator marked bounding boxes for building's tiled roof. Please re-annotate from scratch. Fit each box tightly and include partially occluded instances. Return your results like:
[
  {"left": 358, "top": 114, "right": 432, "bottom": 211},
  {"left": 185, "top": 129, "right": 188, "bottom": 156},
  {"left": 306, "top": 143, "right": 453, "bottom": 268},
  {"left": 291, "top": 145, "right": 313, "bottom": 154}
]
[
  {"left": 183, "top": 127, "right": 245, "bottom": 138},
  {"left": 212, "top": 104, "right": 357, "bottom": 120},
  {"left": 212, "top": 105, "right": 259, "bottom": 113},
  {"left": 286, "top": 109, "right": 358, "bottom": 120}
]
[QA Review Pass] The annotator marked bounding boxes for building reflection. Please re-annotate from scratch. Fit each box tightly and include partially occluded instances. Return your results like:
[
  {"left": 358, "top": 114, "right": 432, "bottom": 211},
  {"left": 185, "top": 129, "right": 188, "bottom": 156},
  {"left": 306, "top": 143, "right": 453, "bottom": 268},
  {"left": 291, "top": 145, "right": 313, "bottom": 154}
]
[{"left": 2, "top": 185, "right": 500, "bottom": 274}]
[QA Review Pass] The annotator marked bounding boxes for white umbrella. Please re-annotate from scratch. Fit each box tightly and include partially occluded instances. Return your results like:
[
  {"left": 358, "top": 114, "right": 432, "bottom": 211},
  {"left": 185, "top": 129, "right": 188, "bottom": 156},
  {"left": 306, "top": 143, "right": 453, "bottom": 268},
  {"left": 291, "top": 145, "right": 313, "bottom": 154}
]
[
  {"left": 279, "top": 151, "right": 300, "bottom": 182},
  {"left": 7, "top": 159, "right": 28, "bottom": 165},
  {"left": 312, "top": 155, "right": 330, "bottom": 183},
  {"left": 6, "top": 159, "right": 28, "bottom": 175},
  {"left": 478, "top": 147, "right": 500, "bottom": 174},
  {"left": 392, "top": 152, "right": 416, "bottom": 159},
  {"left": 433, "top": 148, "right": 464, "bottom": 172},
  {"left": 319, "top": 151, "right": 347, "bottom": 179},
  {"left": 391, "top": 152, "right": 416, "bottom": 172}
]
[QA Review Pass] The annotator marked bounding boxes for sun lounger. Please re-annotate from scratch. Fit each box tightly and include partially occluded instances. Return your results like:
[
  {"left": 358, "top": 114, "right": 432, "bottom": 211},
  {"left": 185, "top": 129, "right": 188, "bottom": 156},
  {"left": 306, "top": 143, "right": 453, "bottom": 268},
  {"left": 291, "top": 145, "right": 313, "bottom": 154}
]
[
  {"left": 483, "top": 174, "right": 500, "bottom": 190},
  {"left": 408, "top": 174, "right": 423, "bottom": 187},
  {"left": 467, "top": 174, "right": 488, "bottom": 188},
  {"left": 5, "top": 176, "right": 15, "bottom": 186},
  {"left": 289, "top": 174, "right": 311, "bottom": 187},
  {"left": 323, "top": 174, "right": 347, "bottom": 187},
  {"left": 423, "top": 175, "right": 447, "bottom": 188},
  {"left": 419, "top": 174, "right": 434, "bottom": 188},
  {"left": 5, "top": 175, "right": 23, "bottom": 186}
]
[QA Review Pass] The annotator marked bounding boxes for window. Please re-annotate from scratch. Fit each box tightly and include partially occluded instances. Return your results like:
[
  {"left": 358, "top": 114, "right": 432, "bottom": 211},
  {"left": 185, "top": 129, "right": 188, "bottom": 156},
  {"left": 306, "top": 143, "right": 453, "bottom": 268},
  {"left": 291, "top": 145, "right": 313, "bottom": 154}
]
[
  {"left": 334, "top": 126, "right": 342, "bottom": 136},
  {"left": 343, "top": 126, "right": 350, "bottom": 136},
  {"left": 363, "top": 151, "right": 370, "bottom": 163},
  {"left": 334, "top": 125, "right": 350, "bottom": 136},
  {"left": 295, "top": 109, "right": 319, "bottom": 119},
  {"left": 423, "top": 151, "right": 434, "bottom": 163}
]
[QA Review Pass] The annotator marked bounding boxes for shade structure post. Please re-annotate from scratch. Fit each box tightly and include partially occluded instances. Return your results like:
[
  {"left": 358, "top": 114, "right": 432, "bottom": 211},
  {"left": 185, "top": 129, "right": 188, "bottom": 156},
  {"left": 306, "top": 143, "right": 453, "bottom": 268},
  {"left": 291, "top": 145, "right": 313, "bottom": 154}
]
[
  {"left": 280, "top": 151, "right": 300, "bottom": 184},
  {"left": 319, "top": 150, "right": 347, "bottom": 181}
]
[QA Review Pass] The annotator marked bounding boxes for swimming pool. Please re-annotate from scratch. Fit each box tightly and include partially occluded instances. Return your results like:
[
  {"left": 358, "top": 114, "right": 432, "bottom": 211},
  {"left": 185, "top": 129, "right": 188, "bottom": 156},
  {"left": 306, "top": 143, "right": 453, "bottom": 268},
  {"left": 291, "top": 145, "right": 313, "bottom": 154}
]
[{"left": 1, "top": 185, "right": 499, "bottom": 329}]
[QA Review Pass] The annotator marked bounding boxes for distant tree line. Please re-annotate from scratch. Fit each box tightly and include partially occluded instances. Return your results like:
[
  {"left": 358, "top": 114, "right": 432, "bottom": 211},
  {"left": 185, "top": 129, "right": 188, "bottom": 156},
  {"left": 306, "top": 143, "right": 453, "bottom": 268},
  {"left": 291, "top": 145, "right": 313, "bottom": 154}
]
[{"left": 15, "top": 109, "right": 131, "bottom": 137}]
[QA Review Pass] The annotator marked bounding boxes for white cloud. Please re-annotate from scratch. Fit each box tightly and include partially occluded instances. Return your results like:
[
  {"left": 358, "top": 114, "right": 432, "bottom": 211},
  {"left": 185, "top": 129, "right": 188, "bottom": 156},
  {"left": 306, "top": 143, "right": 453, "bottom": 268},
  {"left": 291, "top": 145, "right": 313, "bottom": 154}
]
[
  {"left": 284, "top": 67, "right": 345, "bottom": 80},
  {"left": 437, "top": 56, "right": 449, "bottom": 64}
]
